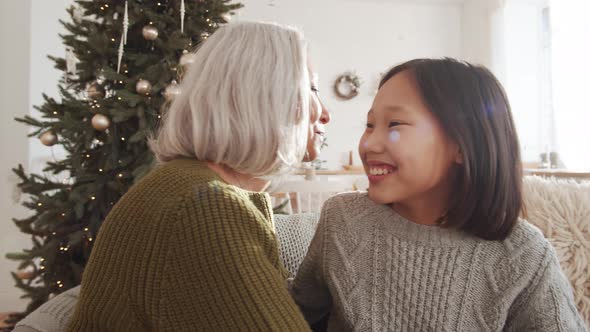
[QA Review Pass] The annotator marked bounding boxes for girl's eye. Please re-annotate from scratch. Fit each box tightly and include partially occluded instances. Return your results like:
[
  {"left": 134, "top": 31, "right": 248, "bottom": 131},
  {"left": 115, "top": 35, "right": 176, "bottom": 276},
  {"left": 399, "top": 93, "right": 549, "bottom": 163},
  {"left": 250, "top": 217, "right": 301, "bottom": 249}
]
[
  {"left": 389, "top": 121, "right": 402, "bottom": 127},
  {"left": 366, "top": 123, "right": 374, "bottom": 129}
]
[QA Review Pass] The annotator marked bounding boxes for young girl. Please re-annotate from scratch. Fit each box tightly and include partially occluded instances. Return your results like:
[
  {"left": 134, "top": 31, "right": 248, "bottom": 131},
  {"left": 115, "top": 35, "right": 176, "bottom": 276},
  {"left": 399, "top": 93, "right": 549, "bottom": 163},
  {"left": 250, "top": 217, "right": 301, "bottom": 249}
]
[{"left": 290, "top": 58, "right": 587, "bottom": 331}]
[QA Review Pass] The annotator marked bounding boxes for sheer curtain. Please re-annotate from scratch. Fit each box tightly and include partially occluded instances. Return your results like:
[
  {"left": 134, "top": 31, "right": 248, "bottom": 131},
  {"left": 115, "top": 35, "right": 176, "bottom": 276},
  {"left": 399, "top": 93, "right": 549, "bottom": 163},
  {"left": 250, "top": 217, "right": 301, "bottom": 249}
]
[
  {"left": 550, "top": 0, "right": 590, "bottom": 170},
  {"left": 488, "top": 0, "right": 590, "bottom": 170}
]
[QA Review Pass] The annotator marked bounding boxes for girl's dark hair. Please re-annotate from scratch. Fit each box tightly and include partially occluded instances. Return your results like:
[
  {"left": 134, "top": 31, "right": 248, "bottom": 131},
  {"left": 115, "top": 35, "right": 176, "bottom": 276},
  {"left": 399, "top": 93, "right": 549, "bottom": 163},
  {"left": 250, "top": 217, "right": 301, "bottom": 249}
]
[{"left": 380, "top": 58, "right": 523, "bottom": 241}]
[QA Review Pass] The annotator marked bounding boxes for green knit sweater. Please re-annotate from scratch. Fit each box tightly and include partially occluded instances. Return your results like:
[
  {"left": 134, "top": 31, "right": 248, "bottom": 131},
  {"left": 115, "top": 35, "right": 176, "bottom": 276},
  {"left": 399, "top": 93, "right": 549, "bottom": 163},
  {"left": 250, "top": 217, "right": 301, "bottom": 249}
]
[{"left": 68, "top": 158, "right": 310, "bottom": 332}]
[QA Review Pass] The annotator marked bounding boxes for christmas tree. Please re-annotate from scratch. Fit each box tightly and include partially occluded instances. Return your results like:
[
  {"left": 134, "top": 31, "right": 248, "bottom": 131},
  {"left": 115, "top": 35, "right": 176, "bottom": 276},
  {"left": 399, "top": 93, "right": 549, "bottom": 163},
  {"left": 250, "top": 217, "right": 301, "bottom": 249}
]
[{"left": 6, "top": 0, "right": 241, "bottom": 321}]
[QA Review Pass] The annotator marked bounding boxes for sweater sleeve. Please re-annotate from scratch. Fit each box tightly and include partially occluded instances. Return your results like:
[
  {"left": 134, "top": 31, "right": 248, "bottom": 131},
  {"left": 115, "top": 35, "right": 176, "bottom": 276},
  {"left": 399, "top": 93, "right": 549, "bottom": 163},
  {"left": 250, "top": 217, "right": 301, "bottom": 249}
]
[
  {"left": 15, "top": 286, "right": 80, "bottom": 332},
  {"left": 156, "top": 191, "right": 311, "bottom": 332},
  {"left": 289, "top": 201, "right": 332, "bottom": 325},
  {"left": 504, "top": 246, "right": 588, "bottom": 332}
]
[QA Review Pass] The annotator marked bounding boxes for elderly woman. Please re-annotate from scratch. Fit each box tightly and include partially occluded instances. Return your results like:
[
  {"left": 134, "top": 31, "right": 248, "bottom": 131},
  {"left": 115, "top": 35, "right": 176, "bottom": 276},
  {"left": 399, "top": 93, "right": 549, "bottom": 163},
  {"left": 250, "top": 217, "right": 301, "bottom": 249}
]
[{"left": 48, "top": 21, "right": 329, "bottom": 331}]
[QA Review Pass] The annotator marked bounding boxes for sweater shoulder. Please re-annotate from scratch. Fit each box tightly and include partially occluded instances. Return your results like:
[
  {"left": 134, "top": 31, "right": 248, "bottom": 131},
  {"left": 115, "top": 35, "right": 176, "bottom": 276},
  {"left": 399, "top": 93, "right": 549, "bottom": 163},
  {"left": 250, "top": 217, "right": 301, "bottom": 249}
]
[
  {"left": 481, "top": 219, "right": 554, "bottom": 294},
  {"left": 322, "top": 191, "right": 374, "bottom": 212}
]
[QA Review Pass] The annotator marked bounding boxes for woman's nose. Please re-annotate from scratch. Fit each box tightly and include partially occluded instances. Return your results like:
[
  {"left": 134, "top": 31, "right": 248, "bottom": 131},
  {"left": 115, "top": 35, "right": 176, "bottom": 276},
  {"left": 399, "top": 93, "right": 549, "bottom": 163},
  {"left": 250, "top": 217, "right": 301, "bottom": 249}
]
[{"left": 319, "top": 102, "right": 331, "bottom": 124}]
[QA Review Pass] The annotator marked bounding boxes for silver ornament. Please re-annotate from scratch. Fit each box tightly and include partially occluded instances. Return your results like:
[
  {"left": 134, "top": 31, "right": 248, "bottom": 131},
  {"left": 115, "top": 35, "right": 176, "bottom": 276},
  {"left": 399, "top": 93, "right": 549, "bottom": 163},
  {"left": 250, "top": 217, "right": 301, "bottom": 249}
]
[
  {"left": 142, "top": 25, "right": 159, "bottom": 40},
  {"left": 65, "top": 47, "right": 79, "bottom": 76},
  {"left": 220, "top": 13, "right": 232, "bottom": 23},
  {"left": 136, "top": 79, "right": 152, "bottom": 95},
  {"left": 179, "top": 50, "right": 197, "bottom": 66},
  {"left": 91, "top": 114, "right": 111, "bottom": 131},
  {"left": 72, "top": 6, "right": 84, "bottom": 23},
  {"left": 164, "top": 80, "right": 182, "bottom": 101},
  {"left": 40, "top": 131, "right": 58, "bottom": 146},
  {"left": 180, "top": 0, "right": 186, "bottom": 33}
]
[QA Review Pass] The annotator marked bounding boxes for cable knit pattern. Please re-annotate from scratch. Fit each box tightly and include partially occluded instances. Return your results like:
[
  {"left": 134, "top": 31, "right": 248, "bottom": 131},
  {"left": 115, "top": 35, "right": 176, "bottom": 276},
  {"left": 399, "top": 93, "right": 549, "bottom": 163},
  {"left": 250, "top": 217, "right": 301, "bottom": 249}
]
[
  {"left": 290, "top": 192, "right": 588, "bottom": 332},
  {"left": 67, "top": 158, "right": 310, "bottom": 332}
]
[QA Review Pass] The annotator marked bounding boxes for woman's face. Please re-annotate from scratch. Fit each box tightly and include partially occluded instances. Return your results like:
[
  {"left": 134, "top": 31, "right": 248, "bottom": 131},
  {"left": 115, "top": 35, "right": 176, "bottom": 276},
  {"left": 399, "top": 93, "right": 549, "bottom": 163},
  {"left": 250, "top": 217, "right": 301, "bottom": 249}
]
[{"left": 304, "top": 69, "right": 331, "bottom": 162}]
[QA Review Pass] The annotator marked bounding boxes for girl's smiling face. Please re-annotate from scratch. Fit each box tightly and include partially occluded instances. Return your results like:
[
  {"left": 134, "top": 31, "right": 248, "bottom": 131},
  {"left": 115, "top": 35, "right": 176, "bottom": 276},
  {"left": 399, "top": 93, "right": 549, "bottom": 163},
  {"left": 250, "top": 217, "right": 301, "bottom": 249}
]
[{"left": 359, "top": 70, "right": 462, "bottom": 208}]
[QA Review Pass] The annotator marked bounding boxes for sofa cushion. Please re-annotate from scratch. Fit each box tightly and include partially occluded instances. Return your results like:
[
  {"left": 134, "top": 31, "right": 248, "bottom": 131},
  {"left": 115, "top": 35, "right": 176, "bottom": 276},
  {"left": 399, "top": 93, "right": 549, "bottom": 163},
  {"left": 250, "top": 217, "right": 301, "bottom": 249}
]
[{"left": 522, "top": 175, "right": 590, "bottom": 326}]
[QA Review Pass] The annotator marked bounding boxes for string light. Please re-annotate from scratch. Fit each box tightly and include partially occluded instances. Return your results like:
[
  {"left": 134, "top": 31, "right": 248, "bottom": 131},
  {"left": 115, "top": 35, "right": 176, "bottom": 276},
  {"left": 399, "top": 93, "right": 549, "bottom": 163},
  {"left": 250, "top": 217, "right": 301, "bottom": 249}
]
[
  {"left": 37, "top": 203, "right": 43, "bottom": 207},
  {"left": 53, "top": 111, "right": 58, "bottom": 115},
  {"left": 98, "top": 168, "right": 103, "bottom": 172},
  {"left": 86, "top": 154, "right": 91, "bottom": 158},
  {"left": 118, "top": 173, "right": 124, "bottom": 178},
  {"left": 84, "top": 228, "right": 89, "bottom": 232},
  {"left": 88, "top": 237, "right": 94, "bottom": 242},
  {"left": 121, "top": 137, "right": 125, "bottom": 141},
  {"left": 111, "top": 38, "right": 116, "bottom": 42},
  {"left": 104, "top": 4, "right": 109, "bottom": 8},
  {"left": 90, "top": 196, "right": 96, "bottom": 200}
]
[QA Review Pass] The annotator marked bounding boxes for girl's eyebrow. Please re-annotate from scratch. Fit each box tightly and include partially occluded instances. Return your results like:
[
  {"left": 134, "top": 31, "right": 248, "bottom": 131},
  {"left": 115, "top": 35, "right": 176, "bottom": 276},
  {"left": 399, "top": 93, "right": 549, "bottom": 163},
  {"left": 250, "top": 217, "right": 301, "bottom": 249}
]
[{"left": 368, "top": 106, "right": 409, "bottom": 115}]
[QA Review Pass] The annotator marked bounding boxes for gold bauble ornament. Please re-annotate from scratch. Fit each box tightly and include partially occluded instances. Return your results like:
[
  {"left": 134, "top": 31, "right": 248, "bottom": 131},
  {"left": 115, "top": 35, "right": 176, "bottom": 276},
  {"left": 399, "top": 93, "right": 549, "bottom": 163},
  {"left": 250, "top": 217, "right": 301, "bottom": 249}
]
[
  {"left": 91, "top": 114, "right": 111, "bottom": 131},
  {"left": 40, "top": 131, "right": 58, "bottom": 146},
  {"left": 136, "top": 79, "right": 152, "bottom": 95},
  {"left": 86, "top": 82, "right": 104, "bottom": 99},
  {"left": 164, "top": 80, "right": 182, "bottom": 101},
  {"left": 179, "top": 50, "right": 197, "bottom": 67},
  {"left": 142, "top": 25, "right": 159, "bottom": 40},
  {"left": 16, "top": 269, "right": 34, "bottom": 280}
]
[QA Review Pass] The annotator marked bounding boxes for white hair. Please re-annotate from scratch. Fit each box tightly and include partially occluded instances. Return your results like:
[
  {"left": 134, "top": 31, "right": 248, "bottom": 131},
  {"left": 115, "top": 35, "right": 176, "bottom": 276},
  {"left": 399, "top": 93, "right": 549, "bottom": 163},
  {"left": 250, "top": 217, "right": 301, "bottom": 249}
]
[{"left": 149, "top": 21, "right": 310, "bottom": 176}]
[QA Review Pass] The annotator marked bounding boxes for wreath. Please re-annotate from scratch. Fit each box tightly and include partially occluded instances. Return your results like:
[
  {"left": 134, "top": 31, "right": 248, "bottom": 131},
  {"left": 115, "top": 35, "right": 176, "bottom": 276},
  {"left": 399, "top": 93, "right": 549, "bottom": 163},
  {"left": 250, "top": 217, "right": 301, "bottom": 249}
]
[{"left": 333, "top": 73, "right": 362, "bottom": 100}]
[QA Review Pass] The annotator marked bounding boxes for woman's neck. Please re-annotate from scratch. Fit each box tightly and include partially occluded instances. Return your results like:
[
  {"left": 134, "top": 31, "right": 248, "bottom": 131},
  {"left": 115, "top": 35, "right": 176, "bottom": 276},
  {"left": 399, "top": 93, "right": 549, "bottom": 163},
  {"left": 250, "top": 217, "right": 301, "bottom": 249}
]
[{"left": 206, "top": 162, "right": 270, "bottom": 192}]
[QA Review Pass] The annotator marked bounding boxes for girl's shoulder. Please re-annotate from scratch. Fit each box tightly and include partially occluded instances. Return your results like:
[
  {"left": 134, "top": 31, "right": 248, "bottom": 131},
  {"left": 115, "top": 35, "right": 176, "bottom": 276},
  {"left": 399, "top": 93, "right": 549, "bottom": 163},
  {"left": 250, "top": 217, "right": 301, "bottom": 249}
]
[
  {"left": 501, "top": 218, "right": 552, "bottom": 255},
  {"left": 479, "top": 219, "right": 555, "bottom": 289}
]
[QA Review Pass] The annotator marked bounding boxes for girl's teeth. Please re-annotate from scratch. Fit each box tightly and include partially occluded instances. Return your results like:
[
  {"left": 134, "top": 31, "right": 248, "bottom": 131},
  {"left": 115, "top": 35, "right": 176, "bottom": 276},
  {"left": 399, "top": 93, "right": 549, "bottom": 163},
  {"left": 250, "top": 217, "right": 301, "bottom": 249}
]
[{"left": 370, "top": 168, "right": 394, "bottom": 175}]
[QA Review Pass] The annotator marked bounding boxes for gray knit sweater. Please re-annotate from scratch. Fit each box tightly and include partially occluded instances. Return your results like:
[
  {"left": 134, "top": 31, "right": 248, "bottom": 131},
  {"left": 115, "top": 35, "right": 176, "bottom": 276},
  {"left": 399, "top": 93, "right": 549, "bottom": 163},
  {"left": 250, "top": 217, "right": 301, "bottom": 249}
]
[{"left": 290, "top": 192, "right": 588, "bottom": 332}]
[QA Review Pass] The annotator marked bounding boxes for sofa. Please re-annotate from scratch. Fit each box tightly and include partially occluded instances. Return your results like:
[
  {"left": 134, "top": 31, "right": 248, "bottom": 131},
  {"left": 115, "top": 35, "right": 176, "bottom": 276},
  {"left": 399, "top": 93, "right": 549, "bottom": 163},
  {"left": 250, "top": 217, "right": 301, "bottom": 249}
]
[{"left": 12, "top": 176, "right": 590, "bottom": 331}]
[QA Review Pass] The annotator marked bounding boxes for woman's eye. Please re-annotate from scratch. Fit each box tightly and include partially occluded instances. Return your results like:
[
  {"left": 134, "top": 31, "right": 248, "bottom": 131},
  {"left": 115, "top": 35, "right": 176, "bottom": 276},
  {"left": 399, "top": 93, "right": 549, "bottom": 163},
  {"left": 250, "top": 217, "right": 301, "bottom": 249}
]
[
  {"left": 389, "top": 121, "right": 402, "bottom": 127},
  {"left": 366, "top": 123, "right": 374, "bottom": 129}
]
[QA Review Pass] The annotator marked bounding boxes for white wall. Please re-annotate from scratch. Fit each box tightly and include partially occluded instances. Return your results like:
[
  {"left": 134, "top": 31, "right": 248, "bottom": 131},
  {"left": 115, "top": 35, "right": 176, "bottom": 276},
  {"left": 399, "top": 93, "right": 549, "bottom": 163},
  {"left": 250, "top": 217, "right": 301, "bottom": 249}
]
[
  {"left": 29, "top": 0, "right": 72, "bottom": 175},
  {"left": 237, "top": 0, "right": 463, "bottom": 168},
  {"left": 0, "top": 0, "right": 73, "bottom": 312},
  {"left": 0, "top": 0, "right": 32, "bottom": 313}
]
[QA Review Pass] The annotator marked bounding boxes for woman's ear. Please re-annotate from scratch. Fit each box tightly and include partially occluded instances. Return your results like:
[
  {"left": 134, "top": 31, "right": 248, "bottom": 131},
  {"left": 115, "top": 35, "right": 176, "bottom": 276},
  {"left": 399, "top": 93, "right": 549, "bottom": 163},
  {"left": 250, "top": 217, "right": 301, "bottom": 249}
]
[{"left": 454, "top": 145, "right": 464, "bottom": 165}]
